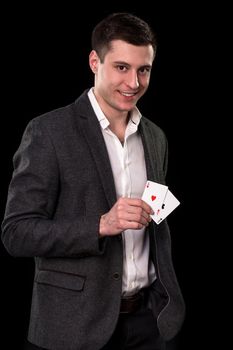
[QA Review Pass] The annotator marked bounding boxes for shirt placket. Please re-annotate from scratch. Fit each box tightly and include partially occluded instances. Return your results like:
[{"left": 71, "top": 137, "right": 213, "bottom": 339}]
[{"left": 122, "top": 135, "right": 138, "bottom": 293}]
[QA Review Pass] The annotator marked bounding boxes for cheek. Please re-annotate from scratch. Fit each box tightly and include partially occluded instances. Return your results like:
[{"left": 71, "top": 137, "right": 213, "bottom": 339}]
[
  {"left": 97, "top": 69, "right": 112, "bottom": 88},
  {"left": 139, "top": 75, "right": 151, "bottom": 87}
]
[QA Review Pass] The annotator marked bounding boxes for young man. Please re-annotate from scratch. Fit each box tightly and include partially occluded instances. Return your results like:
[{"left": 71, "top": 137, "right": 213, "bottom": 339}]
[{"left": 1, "top": 13, "right": 185, "bottom": 350}]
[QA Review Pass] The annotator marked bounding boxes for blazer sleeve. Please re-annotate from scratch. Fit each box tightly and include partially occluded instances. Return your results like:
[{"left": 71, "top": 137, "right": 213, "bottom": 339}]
[{"left": 1, "top": 118, "right": 105, "bottom": 258}]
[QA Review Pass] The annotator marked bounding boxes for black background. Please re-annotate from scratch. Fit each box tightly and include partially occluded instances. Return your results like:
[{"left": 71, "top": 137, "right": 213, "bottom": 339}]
[{"left": 1, "top": 2, "right": 220, "bottom": 349}]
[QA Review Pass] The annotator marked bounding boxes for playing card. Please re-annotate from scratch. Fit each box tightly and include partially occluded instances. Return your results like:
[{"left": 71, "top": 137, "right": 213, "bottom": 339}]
[
  {"left": 141, "top": 180, "right": 168, "bottom": 224},
  {"left": 156, "top": 189, "right": 180, "bottom": 224}
]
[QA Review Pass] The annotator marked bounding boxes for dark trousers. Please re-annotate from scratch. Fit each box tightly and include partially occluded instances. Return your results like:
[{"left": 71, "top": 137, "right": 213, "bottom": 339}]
[
  {"left": 101, "top": 307, "right": 165, "bottom": 350},
  {"left": 25, "top": 308, "right": 174, "bottom": 350}
]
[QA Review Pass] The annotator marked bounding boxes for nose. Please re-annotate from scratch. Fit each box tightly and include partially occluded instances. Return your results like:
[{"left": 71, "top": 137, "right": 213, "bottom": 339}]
[{"left": 126, "top": 70, "right": 139, "bottom": 90}]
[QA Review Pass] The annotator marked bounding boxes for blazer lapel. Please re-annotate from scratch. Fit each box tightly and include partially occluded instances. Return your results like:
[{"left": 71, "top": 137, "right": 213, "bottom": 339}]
[
  {"left": 73, "top": 92, "right": 117, "bottom": 209},
  {"left": 139, "top": 118, "right": 160, "bottom": 183},
  {"left": 73, "top": 91, "right": 164, "bottom": 209}
]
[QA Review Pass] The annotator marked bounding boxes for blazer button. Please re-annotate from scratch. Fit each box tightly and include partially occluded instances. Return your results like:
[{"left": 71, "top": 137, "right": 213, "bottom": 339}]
[
  {"left": 113, "top": 272, "right": 120, "bottom": 280},
  {"left": 117, "top": 234, "right": 122, "bottom": 241}
]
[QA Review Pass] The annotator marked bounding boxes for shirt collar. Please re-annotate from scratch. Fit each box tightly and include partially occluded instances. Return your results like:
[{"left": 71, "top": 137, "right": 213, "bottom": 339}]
[{"left": 87, "top": 88, "right": 142, "bottom": 131}]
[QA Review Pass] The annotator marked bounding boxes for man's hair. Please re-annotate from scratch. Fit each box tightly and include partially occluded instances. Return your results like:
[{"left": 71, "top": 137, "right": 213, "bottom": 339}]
[{"left": 91, "top": 12, "right": 157, "bottom": 62}]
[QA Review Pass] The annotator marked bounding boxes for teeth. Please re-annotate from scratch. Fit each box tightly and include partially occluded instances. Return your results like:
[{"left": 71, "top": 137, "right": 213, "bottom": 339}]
[{"left": 121, "top": 92, "right": 136, "bottom": 97}]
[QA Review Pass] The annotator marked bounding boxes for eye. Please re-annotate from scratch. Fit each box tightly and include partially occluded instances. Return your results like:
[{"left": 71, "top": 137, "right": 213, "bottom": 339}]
[
  {"left": 138, "top": 67, "right": 151, "bottom": 75},
  {"left": 116, "top": 65, "right": 128, "bottom": 72}
]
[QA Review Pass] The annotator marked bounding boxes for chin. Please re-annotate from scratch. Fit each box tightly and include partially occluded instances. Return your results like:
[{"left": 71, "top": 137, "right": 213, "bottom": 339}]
[{"left": 119, "top": 102, "right": 136, "bottom": 111}]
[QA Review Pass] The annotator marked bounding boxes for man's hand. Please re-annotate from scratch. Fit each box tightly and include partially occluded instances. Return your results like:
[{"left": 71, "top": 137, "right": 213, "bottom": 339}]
[{"left": 99, "top": 197, "right": 154, "bottom": 237}]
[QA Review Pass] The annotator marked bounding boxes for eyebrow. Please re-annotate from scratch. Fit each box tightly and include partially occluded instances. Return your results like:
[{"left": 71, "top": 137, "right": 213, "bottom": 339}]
[{"left": 113, "top": 61, "right": 152, "bottom": 69}]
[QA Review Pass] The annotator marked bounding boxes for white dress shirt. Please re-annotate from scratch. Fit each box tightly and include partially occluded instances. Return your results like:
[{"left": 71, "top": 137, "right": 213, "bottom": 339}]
[{"left": 88, "top": 88, "right": 156, "bottom": 296}]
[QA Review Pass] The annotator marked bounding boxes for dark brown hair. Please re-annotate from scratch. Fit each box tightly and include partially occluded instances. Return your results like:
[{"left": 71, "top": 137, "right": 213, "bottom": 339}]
[{"left": 91, "top": 12, "right": 157, "bottom": 62}]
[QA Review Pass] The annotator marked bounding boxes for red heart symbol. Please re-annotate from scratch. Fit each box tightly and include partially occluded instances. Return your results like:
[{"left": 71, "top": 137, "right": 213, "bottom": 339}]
[{"left": 151, "top": 195, "right": 156, "bottom": 201}]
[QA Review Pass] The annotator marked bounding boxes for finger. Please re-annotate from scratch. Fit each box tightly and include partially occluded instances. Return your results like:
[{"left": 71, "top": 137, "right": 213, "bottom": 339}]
[
  {"left": 121, "top": 220, "right": 144, "bottom": 230},
  {"left": 124, "top": 198, "right": 153, "bottom": 214},
  {"left": 141, "top": 199, "right": 154, "bottom": 215},
  {"left": 121, "top": 212, "right": 149, "bottom": 226},
  {"left": 124, "top": 204, "right": 152, "bottom": 222},
  {"left": 119, "top": 206, "right": 152, "bottom": 226}
]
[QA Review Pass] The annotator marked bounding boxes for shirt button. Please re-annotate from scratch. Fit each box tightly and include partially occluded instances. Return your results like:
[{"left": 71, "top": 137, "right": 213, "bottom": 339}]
[{"left": 113, "top": 272, "right": 120, "bottom": 280}]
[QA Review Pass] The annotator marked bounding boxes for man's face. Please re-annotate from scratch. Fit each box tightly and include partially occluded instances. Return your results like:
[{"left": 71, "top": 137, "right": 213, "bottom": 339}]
[{"left": 89, "top": 40, "right": 154, "bottom": 118}]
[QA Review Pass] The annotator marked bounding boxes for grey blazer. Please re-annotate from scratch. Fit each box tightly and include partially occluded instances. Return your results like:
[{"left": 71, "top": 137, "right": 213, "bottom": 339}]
[{"left": 1, "top": 90, "right": 185, "bottom": 350}]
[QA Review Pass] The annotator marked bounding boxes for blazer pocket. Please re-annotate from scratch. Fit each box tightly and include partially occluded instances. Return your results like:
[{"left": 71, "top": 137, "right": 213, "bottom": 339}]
[{"left": 35, "top": 270, "right": 86, "bottom": 291}]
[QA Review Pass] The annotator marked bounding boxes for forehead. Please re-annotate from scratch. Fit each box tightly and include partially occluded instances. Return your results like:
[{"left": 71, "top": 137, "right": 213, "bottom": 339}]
[{"left": 105, "top": 39, "right": 154, "bottom": 66}]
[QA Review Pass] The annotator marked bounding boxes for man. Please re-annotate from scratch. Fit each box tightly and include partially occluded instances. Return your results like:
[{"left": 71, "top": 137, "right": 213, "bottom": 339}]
[{"left": 1, "top": 12, "right": 185, "bottom": 350}]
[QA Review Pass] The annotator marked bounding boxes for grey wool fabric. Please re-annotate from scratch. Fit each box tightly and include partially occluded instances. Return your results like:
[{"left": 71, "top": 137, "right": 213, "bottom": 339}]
[{"left": 1, "top": 90, "right": 185, "bottom": 350}]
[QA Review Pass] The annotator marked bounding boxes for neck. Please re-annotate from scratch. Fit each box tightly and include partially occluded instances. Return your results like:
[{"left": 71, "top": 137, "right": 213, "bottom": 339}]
[{"left": 108, "top": 115, "right": 130, "bottom": 144}]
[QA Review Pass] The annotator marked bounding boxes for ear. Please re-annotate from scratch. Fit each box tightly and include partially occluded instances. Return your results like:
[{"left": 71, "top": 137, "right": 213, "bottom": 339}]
[{"left": 89, "top": 50, "right": 99, "bottom": 73}]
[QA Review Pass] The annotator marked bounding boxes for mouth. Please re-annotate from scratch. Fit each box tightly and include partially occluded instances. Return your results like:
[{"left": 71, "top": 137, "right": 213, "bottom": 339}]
[{"left": 120, "top": 91, "right": 139, "bottom": 98}]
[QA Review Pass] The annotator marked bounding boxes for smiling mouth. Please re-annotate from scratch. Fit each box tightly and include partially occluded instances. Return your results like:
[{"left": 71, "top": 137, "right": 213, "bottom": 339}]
[{"left": 120, "top": 91, "right": 138, "bottom": 97}]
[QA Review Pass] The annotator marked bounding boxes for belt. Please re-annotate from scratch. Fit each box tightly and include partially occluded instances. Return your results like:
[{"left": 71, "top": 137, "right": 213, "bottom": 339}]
[{"left": 120, "top": 292, "right": 143, "bottom": 314}]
